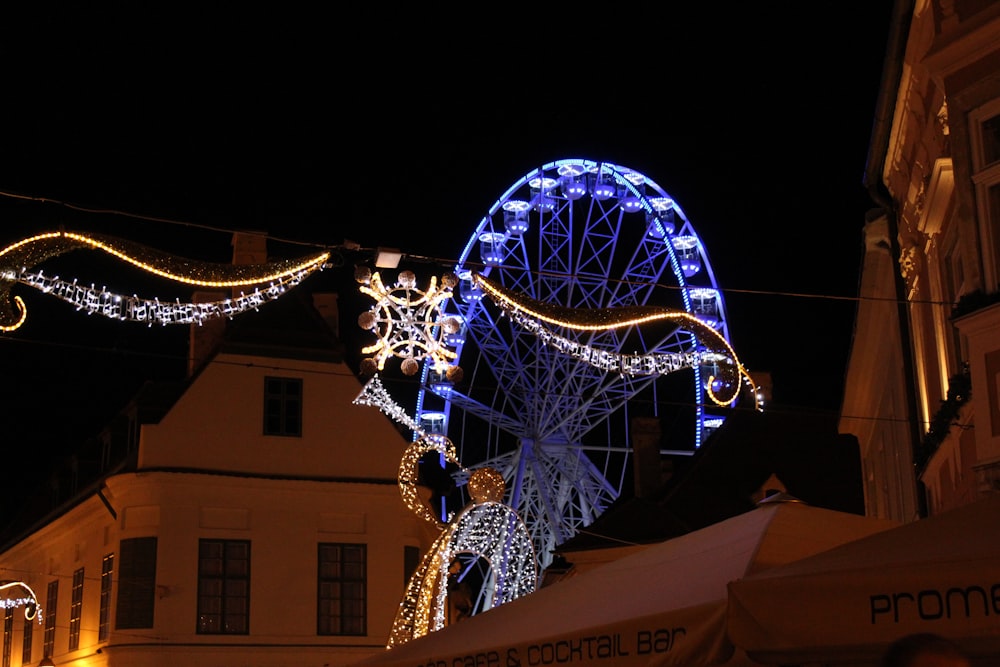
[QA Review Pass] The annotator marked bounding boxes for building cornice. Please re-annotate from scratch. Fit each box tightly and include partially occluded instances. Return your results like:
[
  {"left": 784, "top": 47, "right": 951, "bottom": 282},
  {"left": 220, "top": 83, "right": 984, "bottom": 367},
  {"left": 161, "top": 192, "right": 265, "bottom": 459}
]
[{"left": 923, "top": 11, "right": 1000, "bottom": 83}]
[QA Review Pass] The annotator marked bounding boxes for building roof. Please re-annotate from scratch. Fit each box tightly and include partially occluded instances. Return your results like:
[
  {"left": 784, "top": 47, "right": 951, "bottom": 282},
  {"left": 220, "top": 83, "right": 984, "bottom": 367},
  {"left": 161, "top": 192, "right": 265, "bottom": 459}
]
[
  {"left": 554, "top": 405, "right": 864, "bottom": 554},
  {"left": 0, "top": 280, "right": 352, "bottom": 543}
]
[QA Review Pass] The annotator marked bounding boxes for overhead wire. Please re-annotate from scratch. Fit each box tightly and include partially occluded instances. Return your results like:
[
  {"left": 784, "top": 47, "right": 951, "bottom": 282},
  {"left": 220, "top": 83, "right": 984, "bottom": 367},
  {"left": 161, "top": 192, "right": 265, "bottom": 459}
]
[
  {"left": 0, "top": 188, "right": 956, "bottom": 430},
  {"left": 0, "top": 188, "right": 962, "bottom": 309}
]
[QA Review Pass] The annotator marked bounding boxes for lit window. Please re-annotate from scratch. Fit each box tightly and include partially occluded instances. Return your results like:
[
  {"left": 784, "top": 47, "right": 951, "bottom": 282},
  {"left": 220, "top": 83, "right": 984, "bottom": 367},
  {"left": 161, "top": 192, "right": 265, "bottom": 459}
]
[
  {"left": 21, "top": 613, "right": 31, "bottom": 664},
  {"left": 197, "top": 539, "right": 250, "bottom": 634},
  {"left": 99, "top": 553, "right": 114, "bottom": 641},
  {"left": 43, "top": 581, "right": 56, "bottom": 659},
  {"left": 69, "top": 567, "right": 84, "bottom": 650},
  {"left": 3, "top": 607, "right": 13, "bottom": 667}
]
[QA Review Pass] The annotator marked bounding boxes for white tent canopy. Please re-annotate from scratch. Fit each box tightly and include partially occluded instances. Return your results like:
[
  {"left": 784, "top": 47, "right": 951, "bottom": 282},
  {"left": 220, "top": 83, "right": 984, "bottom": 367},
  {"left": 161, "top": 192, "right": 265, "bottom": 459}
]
[
  {"left": 727, "top": 493, "right": 1000, "bottom": 665},
  {"left": 351, "top": 499, "right": 896, "bottom": 667}
]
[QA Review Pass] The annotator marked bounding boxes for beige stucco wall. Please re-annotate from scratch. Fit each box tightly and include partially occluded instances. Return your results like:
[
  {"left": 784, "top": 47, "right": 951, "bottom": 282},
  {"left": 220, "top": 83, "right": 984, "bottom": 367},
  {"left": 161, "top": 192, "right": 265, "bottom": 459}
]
[
  {"left": 0, "top": 349, "right": 435, "bottom": 666},
  {"left": 139, "top": 353, "right": 408, "bottom": 480}
]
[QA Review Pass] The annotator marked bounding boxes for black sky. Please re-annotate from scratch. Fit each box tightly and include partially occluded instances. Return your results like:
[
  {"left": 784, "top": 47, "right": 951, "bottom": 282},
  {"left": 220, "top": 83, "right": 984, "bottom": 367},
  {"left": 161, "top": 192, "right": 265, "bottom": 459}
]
[{"left": 0, "top": 7, "right": 897, "bottom": 502}]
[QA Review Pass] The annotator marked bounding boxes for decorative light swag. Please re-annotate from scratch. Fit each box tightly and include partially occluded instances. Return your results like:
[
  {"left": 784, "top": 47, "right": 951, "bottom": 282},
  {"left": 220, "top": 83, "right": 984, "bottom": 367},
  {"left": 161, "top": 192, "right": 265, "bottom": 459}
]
[
  {"left": 471, "top": 272, "right": 757, "bottom": 407},
  {"left": 0, "top": 581, "right": 42, "bottom": 622},
  {"left": 0, "top": 231, "right": 330, "bottom": 331}
]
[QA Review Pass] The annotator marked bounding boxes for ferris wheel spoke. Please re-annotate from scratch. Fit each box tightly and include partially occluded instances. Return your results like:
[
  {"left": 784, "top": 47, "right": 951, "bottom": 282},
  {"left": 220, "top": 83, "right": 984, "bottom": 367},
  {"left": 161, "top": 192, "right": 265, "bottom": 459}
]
[
  {"left": 442, "top": 388, "right": 526, "bottom": 437},
  {"left": 474, "top": 445, "right": 617, "bottom": 546},
  {"left": 562, "top": 376, "right": 657, "bottom": 441},
  {"left": 535, "top": 214, "right": 572, "bottom": 303},
  {"left": 538, "top": 444, "right": 621, "bottom": 505},
  {"left": 523, "top": 453, "right": 573, "bottom": 548},
  {"left": 614, "top": 236, "right": 679, "bottom": 307},
  {"left": 543, "top": 355, "right": 658, "bottom": 441},
  {"left": 525, "top": 447, "right": 619, "bottom": 545},
  {"left": 575, "top": 208, "right": 621, "bottom": 291},
  {"left": 464, "top": 311, "right": 537, "bottom": 398},
  {"left": 532, "top": 349, "right": 586, "bottom": 430}
]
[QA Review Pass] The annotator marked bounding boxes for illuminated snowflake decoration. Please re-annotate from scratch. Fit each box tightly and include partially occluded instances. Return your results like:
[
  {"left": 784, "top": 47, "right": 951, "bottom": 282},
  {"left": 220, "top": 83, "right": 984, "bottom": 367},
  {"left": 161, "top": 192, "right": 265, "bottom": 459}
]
[{"left": 355, "top": 266, "right": 463, "bottom": 377}]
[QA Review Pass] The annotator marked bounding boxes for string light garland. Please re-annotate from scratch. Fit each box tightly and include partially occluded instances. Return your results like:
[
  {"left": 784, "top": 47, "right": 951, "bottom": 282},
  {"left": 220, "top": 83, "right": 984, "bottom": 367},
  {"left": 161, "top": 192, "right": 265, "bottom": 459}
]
[
  {"left": 0, "top": 231, "right": 330, "bottom": 330},
  {"left": 352, "top": 263, "right": 761, "bottom": 640},
  {"left": 387, "top": 473, "right": 537, "bottom": 648},
  {"left": 0, "top": 581, "right": 42, "bottom": 622},
  {"left": 353, "top": 375, "right": 537, "bottom": 648},
  {"left": 397, "top": 436, "right": 461, "bottom": 528},
  {"left": 0, "top": 223, "right": 758, "bottom": 642},
  {"left": 353, "top": 373, "right": 424, "bottom": 434},
  {"left": 355, "top": 267, "right": 462, "bottom": 378},
  {"left": 355, "top": 374, "right": 460, "bottom": 525},
  {"left": 472, "top": 272, "right": 759, "bottom": 408}
]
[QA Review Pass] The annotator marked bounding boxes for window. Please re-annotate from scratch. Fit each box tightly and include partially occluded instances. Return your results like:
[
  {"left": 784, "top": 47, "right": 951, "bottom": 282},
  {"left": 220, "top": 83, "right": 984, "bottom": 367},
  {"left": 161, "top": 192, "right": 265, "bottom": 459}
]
[
  {"left": 318, "top": 543, "right": 366, "bottom": 636},
  {"left": 971, "top": 100, "right": 1000, "bottom": 291},
  {"left": 99, "top": 553, "right": 114, "bottom": 641},
  {"left": 21, "top": 614, "right": 32, "bottom": 664},
  {"left": 197, "top": 539, "right": 250, "bottom": 634},
  {"left": 43, "top": 581, "right": 56, "bottom": 660},
  {"left": 3, "top": 607, "right": 12, "bottom": 667},
  {"left": 983, "top": 181, "right": 1000, "bottom": 292},
  {"left": 264, "top": 376, "right": 302, "bottom": 436},
  {"left": 116, "top": 537, "right": 157, "bottom": 629},
  {"left": 983, "top": 112, "right": 1000, "bottom": 167},
  {"left": 69, "top": 567, "right": 84, "bottom": 650}
]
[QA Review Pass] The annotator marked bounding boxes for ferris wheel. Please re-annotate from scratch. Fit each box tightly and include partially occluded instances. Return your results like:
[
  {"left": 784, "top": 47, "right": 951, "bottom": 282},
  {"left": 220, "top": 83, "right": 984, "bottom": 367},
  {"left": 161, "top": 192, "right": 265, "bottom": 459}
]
[{"left": 414, "top": 158, "right": 736, "bottom": 571}]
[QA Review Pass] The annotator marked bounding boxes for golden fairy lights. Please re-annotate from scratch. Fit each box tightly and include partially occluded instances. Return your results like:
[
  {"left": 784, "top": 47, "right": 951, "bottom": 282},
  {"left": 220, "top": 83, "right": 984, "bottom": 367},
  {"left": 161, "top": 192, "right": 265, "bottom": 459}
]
[
  {"left": 472, "top": 272, "right": 758, "bottom": 408},
  {"left": 353, "top": 268, "right": 756, "bottom": 408},
  {"left": 386, "top": 486, "right": 537, "bottom": 648},
  {"left": 0, "top": 297, "right": 27, "bottom": 332},
  {"left": 0, "top": 231, "right": 330, "bottom": 330},
  {"left": 355, "top": 267, "right": 463, "bottom": 378},
  {"left": 467, "top": 467, "right": 505, "bottom": 503},
  {"left": 0, "top": 581, "right": 42, "bottom": 622},
  {"left": 398, "top": 436, "right": 461, "bottom": 528},
  {"left": 0, "top": 232, "right": 329, "bottom": 287},
  {"left": 352, "top": 259, "right": 761, "bottom": 643},
  {"left": 353, "top": 375, "right": 538, "bottom": 648}
]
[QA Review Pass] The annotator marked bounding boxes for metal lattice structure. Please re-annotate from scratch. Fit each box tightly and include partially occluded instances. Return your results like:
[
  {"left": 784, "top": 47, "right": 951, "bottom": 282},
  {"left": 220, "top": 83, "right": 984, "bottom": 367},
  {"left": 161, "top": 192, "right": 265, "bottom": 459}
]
[{"left": 415, "top": 158, "right": 733, "bottom": 571}]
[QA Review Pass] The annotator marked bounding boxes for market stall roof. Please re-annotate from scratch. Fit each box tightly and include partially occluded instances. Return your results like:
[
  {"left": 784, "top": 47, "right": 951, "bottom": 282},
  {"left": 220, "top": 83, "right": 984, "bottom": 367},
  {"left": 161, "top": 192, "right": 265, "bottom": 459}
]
[
  {"left": 350, "top": 499, "right": 896, "bottom": 667},
  {"left": 727, "top": 493, "right": 1000, "bottom": 666}
]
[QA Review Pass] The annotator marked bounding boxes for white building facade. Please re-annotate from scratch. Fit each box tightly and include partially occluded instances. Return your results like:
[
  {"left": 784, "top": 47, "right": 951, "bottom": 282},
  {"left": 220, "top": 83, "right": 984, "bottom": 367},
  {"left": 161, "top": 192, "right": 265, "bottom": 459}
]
[{"left": 0, "top": 260, "right": 431, "bottom": 666}]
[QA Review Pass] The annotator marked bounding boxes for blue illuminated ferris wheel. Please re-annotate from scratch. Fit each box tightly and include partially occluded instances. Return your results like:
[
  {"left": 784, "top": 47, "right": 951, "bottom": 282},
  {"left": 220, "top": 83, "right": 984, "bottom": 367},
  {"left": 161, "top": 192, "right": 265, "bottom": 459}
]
[{"left": 415, "top": 158, "right": 734, "bottom": 571}]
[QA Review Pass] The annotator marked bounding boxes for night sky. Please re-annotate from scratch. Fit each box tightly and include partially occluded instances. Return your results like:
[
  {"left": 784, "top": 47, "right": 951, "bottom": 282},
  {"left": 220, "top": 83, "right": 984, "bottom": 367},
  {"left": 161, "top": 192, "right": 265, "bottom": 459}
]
[{"left": 0, "top": 6, "right": 897, "bottom": 507}]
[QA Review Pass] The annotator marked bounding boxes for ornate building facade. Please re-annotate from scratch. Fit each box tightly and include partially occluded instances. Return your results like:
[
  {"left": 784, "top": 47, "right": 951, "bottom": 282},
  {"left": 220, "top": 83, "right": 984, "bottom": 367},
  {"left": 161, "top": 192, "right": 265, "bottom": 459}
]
[{"left": 842, "top": 0, "right": 1000, "bottom": 521}]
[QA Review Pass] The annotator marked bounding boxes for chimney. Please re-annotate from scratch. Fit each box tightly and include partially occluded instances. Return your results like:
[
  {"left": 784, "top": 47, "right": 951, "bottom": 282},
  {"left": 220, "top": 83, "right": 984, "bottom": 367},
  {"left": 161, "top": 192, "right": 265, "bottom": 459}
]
[
  {"left": 311, "top": 292, "right": 340, "bottom": 338},
  {"left": 631, "top": 416, "right": 664, "bottom": 498},
  {"left": 231, "top": 230, "right": 268, "bottom": 268},
  {"left": 187, "top": 231, "right": 268, "bottom": 377}
]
